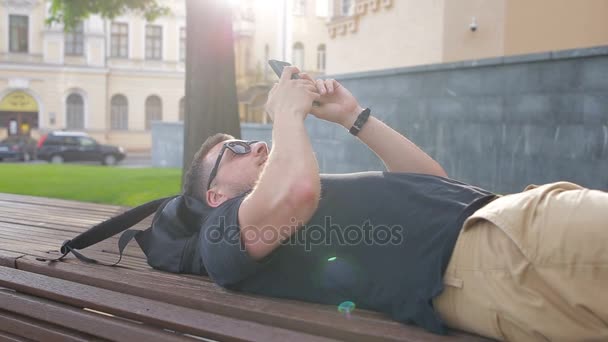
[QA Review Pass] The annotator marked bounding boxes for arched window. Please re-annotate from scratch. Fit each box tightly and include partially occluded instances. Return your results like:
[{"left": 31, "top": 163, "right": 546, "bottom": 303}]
[
  {"left": 66, "top": 93, "right": 84, "bottom": 129},
  {"left": 179, "top": 97, "right": 185, "bottom": 121},
  {"left": 110, "top": 94, "right": 128, "bottom": 130},
  {"left": 292, "top": 42, "right": 304, "bottom": 70},
  {"left": 317, "top": 44, "right": 326, "bottom": 72},
  {"left": 145, "top": 95, "right": 162, "bottom": 130}
]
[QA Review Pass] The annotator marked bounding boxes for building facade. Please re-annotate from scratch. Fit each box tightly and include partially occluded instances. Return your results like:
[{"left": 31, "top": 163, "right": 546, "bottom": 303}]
[
  {"left": 0, "top": 0, "right": 331, "bottom": 147},
  {"left": 326, "top": 0, "right": 608, "bottom": 74},
  {"left": 234, "top": 0, "right": 330, "bottom": 124},
  {"left": 0, "top": 0, "right": 186, "bottom": 151},
  {"left": 3, "top": 0, "right": 604, "bottom": 150}
]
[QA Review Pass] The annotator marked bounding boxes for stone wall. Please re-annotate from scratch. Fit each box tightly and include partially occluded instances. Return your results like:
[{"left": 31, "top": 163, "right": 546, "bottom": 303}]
[{"left": 153, "top": 46, "right": 608, "bottom": 193}]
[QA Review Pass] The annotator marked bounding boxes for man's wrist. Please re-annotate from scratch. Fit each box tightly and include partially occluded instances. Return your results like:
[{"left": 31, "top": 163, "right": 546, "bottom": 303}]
[
  {"left": 273, "top": 111, "right": 307, "bottom": 128},
  {"left": 270, "top": 108, "right": 308, "bottom": 123},
  {"left": 341, "top": 106, "right": 365, "bottom": 129}
]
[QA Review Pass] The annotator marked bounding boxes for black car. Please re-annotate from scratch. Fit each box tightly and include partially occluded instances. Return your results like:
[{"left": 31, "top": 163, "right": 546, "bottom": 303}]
[
  {"left": 0, "top": 136, "right": 38, "bottom": 162},
  {"left": 37, "top": 131, "right": 126, "bottom": 165}
]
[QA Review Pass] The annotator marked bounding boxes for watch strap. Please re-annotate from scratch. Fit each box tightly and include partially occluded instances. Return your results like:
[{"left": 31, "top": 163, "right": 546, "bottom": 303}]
[{"left": 349, "top": 108, "right": 371, "bottom": 136}]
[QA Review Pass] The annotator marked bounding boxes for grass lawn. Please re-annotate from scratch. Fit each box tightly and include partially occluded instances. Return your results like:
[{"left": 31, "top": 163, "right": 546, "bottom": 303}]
[{"left": 0, "top": 164, "right": 182, "bottom": 207}]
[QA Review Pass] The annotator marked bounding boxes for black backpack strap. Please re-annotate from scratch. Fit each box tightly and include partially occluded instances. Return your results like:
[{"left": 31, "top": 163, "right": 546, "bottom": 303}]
[{"left": 38, "top": 196, "right": 177, "bottom": 265}]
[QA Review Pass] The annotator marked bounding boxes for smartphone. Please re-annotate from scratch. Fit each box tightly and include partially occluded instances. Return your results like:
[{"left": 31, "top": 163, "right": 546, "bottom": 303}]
[
  {"left": 268, "top": 59, "right": 320, "bottom": 106},
  {"left": 268, "top": 59, "right": 300, "bottom": 79}
]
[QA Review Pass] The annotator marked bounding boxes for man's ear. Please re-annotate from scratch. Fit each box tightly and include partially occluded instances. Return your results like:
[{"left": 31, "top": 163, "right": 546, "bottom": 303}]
[{"left": 206, "top": 188, "right": 229, "bottom": 208}]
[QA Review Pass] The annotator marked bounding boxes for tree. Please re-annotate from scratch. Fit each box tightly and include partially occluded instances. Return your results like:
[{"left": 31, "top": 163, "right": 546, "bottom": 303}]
[
  {"left": 47, "top": 0, "right": 170, "bottom": 30},
  {"left": 183, "top": 0, "right": 241, "bottom": 178},
  {"left": 48, "top": 0, "right": 242, "bottom": 184}
]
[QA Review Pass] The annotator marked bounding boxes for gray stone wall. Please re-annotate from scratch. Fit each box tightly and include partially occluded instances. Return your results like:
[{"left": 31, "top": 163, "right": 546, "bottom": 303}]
[
  {"left": 151, "top": 121, "right": 184, "bottom": 168},
  {"left": 153, "top": 45, "right": 608, "bottom": 194}
]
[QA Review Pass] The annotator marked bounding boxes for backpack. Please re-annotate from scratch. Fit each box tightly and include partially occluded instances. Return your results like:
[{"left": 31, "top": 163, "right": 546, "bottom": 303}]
[{"left": 45, "top": 195, "right": 211, "bottom": 275}]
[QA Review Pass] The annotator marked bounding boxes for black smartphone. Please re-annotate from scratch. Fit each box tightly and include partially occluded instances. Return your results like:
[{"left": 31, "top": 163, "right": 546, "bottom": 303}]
[
  {"left": 268, "top": 59, "right": 320, "bottom": 106},
  {"left": 268, "top": 59, "right": 300, "bottom": 79}
]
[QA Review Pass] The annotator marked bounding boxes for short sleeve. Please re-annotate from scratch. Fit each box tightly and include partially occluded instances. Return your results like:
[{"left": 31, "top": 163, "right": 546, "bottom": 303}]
[{"left": 198, "top": 195, "right": 271, "bottom": 287}]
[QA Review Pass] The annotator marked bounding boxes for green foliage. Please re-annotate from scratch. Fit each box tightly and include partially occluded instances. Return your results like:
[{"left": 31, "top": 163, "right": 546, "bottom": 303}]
[
  {"left": 47, "top": 0, "right": 171, "bottom": 31},
  {"left": 0, "top": 164, "right": 181, "bottom": 207}
]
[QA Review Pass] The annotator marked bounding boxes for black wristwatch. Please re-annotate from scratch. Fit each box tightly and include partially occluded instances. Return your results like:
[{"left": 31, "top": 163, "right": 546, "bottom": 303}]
[{"left": 349, "top": 108, "right": 371, "bottom": 136}]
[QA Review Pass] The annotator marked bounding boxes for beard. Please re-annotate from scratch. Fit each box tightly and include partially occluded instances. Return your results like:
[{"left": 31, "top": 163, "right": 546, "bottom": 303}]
[{"left": 227, "top": 180, "right": 255, "bottom": 197}]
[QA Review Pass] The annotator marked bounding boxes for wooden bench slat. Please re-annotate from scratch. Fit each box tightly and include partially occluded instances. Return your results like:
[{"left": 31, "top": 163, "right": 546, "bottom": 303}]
[
  {"left": 0, "top": 289, "right": 192, "bottom": 342},
  {"left": 0, "top": 242, "right": 56, "bottom": 261},
  {"left": 0, "top": 310, "right": 96, "bottom": 342},
  {"left": 0, "top": 251, "right": 23, "bottom": 268},
  {"left": 0, "top": 204, "right": 118, "bottom": 221},
  {"left": 0, "top": 330, "right": 35, "bottom": 342},
  {"left": 0, "top": 266, "right": 338, "bottom": 342},
  {"left": 0, "top": 193, "right": 126, "bottom": 213},
  {"left": 0, "top": 217, "right": 89, "bottom": 235},
  {"left": 0, "top": 213, "right": 142, "bottom": 235},
  {"left": 16, "top": 256, "right": 488, "bottom": 342}
]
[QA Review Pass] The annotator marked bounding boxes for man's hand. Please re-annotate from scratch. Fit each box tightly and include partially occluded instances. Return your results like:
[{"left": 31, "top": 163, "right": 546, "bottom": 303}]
[
  {"left": 265, "top": 66, "right": 320, "bottom": 123},
  {"left": 300, "top": 74, "right": 364, "bottom": 128},
  {"left": 300, "top": 74, "right": 447, "bottom": 177}
]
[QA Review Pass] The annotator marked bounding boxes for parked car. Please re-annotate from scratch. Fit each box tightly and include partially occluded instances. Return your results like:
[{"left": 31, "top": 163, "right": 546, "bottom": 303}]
[
  {"left": 37, "top": 131, "right": 126, "bottom": 165},
  {"left": 0, "top": 136, "right": 38, "bottom": 162}
]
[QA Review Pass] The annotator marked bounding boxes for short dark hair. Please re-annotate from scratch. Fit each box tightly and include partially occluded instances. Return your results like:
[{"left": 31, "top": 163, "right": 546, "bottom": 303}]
[{"left": 182, "top": 133, "right": 234, "bottom": 202}]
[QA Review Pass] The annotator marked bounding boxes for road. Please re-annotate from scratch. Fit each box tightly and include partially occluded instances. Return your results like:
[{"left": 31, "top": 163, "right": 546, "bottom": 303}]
[{"left": 2, "top": 152, "right": 152, "bottom": 168}]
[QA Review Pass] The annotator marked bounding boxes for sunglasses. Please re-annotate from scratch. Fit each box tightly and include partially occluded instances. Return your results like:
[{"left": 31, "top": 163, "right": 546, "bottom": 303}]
[{"left": 207, "top": 140, "right": 259, "bottom": 190}]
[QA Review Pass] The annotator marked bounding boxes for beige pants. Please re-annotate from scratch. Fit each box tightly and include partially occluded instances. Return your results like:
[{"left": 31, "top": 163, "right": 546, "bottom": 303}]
[{"left": 434, "top": 182, "right": 608, "bottom": 342}]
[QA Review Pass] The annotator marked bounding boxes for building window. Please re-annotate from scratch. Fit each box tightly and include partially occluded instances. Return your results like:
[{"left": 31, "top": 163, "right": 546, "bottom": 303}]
[
  {"left": 145, "top": 95, "right": 162, "bottom": 130},
  {"left": 66, "top": 93, "right": 84, "bottom": 129},
  {"left": 111, "top": 95, "right": 128, "bottom": 130},
  {"left": 111, "top": 23, "right": 128, "bottom": 58},
  {"left": 292, "top": 42, "right": 304, "bottom": 70},
  {"left": 179, "top": 97, "right": 185, "bottom": 121},
  {"left": 317, "top": 44, "right": 326, "bottom": 72},
  {"left": 65, "top": 22, "right": 84, "bottom": 56},
  {"left": 145, "top": 25, "right": 163, "bottom": 60},
  {"left": 293, "top": 0, "right": 306, "bottom": 15},
  {"left": 342, "top": 0, "right": 353, "bottom": 15},
  {"left": 9, "top": 15, "right": 28, "bottom": 53},
  {"left": 179, "top": 27, "right": 186, "bottom": 62}
]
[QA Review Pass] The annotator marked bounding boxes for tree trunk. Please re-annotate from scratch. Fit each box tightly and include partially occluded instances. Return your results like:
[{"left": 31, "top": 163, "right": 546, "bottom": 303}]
[{"left": 182, "top": 0, "right": 241, "bottom": 182}]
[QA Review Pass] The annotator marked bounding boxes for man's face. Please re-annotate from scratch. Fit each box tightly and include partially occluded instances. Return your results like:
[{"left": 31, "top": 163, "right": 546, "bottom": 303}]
[{"left": 206, "top": 139, "right": 269, "bottom": 197}]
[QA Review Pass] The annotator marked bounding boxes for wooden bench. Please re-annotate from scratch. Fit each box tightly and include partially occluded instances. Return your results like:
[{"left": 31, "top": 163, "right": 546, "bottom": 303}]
[{"left": 0, "top": 193, "right": 493, "bottom": 341}]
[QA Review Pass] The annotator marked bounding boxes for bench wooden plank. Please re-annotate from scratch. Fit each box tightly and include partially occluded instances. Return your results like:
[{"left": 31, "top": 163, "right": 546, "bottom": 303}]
[
  {"left": 0, "top": 310, "right": 96, "bottom": 342},
  {"left": 0, "top": 266, "right": 338, "bottom": 342},
  {"left": 0, "top": 193, "right": 126, "bottom": 213},
  {"left": 0, "top": 213, "right": 151, "bottom": 237},
  {"left": 0, "top": 330, "right": 35, "bottom": 342},
  {"left": 0, "top": 290, "right": 191, "bottom": 342},
  {"left": 17, "top": 256, "right": 490, "bottom": 342},
  {"left": 0, "top": 204, "right": 123, "bottom": 225},
  {"left": 0, "top": 251, "right": 23, "bottom": 268}
]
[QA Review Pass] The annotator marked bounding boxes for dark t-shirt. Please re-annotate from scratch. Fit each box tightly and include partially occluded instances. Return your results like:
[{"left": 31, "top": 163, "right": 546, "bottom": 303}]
[{"left": 191, "top": 172, "right": 496, "bottom": 334}]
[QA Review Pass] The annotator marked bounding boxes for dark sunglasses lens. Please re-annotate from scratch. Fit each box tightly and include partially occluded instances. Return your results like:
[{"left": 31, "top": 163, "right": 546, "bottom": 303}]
[{"left": 229, "top": 142, "right": 250, "bottom": 154}]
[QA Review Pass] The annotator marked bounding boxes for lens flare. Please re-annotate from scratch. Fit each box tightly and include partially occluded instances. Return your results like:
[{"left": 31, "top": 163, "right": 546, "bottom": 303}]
[
  {"left": 327, "top": 256, "right": 337, "bottom": 262},
  {"left": 338, "top": 301, "right": 356, "bottom": 319}
]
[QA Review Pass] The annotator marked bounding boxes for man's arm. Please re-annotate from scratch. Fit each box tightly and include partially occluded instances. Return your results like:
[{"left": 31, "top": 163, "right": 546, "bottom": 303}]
[
  {"left": 238, "top": 67, "right": 321, "bottom": 261},
  {"left": 307, "top": 77, "right": 447, "bottom": 177},
  {"left": 340, "top": 107, "right": 447, "bottom": 177}
]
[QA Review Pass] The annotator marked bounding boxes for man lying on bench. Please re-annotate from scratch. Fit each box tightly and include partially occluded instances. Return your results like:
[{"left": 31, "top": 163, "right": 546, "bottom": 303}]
[{"left": 180, "top": 66, "right": 607, "bottom": 341}]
